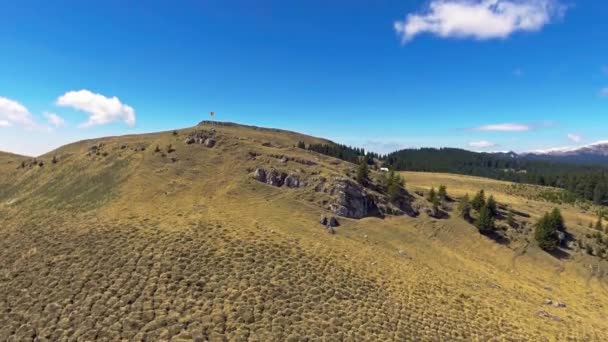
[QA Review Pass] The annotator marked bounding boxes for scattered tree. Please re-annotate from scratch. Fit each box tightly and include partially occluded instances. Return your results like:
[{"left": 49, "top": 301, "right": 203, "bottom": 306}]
[
  {"left": 438, "top": 185, "right": 447, "bottom": 201},
  {"left": 534, "top": 208, "right": 564, "bottom": 252},
  {"left": 154, "top": 145, "right": 161, "bottom": 153},
  {"left": 385, "top": 170, "right": 404, "bottom": 201},
  {"left": 297, "top": 141, "right": 306, "bottom": 149},
  {"left": 427, "top": 188, "right": 437, "bottom": 203},
  {"left": 471, "top": 190, "right": 486, "bottom": 211},
  {"left": 486, "top": 195, "right": 498, "bottom": 217},
  {"left": 476, "top": 205, "right": 495, "bottom": 233},
  {"left": 356, "top": 156, "right": 369, "bottom": 184},
  {"left": 52, "top": 155, "right": 58, "bottom": 164},
  {"left": 457, "top": 194, "right": 471, "bottom": 220}
]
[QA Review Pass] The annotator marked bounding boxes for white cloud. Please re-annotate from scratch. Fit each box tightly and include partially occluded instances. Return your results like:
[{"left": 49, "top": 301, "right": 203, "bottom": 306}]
[
  {"left": 394, "top": 0, "right": 566, "bottom": 43},
  {"left": 0, "top": 96, "right": 37, "bottom": 128},
  {"left": 600, "top": 88, "right": 608, "bottom": 97},
  {"left": 43, "top": 112, "right": 65, "bottom": 127},
  {"left": 473, "top": 123, "right": 530, "bottom": 132},
  {"left": 469, "top": 140, "right": 497, "bottom": 148},
  {"left": 56, "top": 89, "right": 136, "bottom": 127},
  {"left": 567, "top": 133, "right": 582, "bottom": 142}
]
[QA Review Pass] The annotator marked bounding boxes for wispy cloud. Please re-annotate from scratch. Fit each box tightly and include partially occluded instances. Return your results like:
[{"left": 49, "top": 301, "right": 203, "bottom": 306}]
[
  {"left": 469, "top": 140, "right": 497, "bottom": 148},
  {"left": 473, "top": 123, "right": 531, "bottom": 132},
  {"left": 394, "top": 0, "right": 566, "bottom": 43},
  {"left": 0, "top": 96, "right": 37, "bottom": 129},
  {"left": 43, "top": 112, "right": 65, "bottom": 128},
  {"left": 56, "top": 89, "right": 136, "bottom": 128},
  {"left": 567, "top": 133, "right": 582, "bottom": 142}
]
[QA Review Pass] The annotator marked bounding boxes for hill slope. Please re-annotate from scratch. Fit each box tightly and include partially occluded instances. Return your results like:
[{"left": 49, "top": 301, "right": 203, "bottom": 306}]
[{"left": 1, "top": 122, "right": 608, "bottom": 340}]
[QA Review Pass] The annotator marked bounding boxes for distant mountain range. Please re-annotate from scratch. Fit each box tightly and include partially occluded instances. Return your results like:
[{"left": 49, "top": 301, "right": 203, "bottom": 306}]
[{"left": 522, "top": 142, "right": 608, "bottom": 166}]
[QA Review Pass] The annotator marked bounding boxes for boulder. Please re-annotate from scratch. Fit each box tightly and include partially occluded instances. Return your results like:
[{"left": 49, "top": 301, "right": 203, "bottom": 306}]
[
  {"left": 328, "top": 216, "right": 339, "bottom": 227},
  {"left": 284, "top": 174, "right": 300, "bottom": 188},
  {"left": 253, "top": 168, "right": 267, "bottom": 183},
  {"left": 320, "top": 215, "right": 340, "bottom": 227},
  {"left": 204, "top": 138, "right": 216, "bottom": 148},
  {"left": 266, "top": 169, "right": 287, "bottom": 187}
]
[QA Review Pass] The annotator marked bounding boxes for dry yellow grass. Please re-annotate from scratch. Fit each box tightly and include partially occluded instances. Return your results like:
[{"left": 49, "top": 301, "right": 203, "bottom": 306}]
[{"left": 1, "top": 123, "right": 607, "bottom": 340}]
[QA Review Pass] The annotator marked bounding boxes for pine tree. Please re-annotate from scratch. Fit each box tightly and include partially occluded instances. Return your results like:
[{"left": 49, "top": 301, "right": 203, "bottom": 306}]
[
  {"left": 486, "top": 195, "right": 498, "bottom": 217},
  {"left": 476, "top": 205, "right": 494, "bottom": 233},
  {"left": 438, "top": 185, "right": 447, "bottom": 201},
  {"left": 457, "top": 194, "right": 471, "bottom": 219},
  {"left": 385, "top": 170, "right": 404, "bottom": 202},
  {"left": 471, "top": 190, "right": 485, "bottom": 211},
  {"left": 356, "top": 156, "right": 369, "bottom": 184},
  {"left": 534, "top": 210, "right": 561, "bottom": 252},
  {"left": 297, "top": 141, "right": 306, "bottom": 149},
  {"left": 427, "top": 188, "right": 437, "bottom": 203}
]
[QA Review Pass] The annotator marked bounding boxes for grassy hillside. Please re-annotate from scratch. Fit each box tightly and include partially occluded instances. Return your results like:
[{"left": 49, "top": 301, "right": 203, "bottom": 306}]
[{"left": 1, "top": 122, "right": 608, "bottom": 340}]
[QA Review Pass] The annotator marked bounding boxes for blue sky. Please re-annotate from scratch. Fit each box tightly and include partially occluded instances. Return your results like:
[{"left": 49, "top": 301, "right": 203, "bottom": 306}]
[{"left": 0, "top": 0, "right": 606, "bottom": 156}]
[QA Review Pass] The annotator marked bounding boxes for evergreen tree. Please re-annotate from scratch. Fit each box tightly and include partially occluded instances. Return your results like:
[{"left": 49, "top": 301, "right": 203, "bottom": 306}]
[
  {"left": 427, "top": 188, "right": 437, "bottom": 203},
  {"left": 356, "top": 156, "right": 369, "bottom": 184},
  {"left": 486, "top": 195, "right": 498, "bottom": 217},
  {"left": 534, "top": 210, "right": 561, "bottom": 252},
  {"left": 438, "top": 185, "right": 447, "bottom": 201},
  {"left": 471, "top": 190, "right": 486, "bottom": 211},
  {"left": 297, "top": 141, "right": 306, "bottom": 149},
  {"left": 457, "top": 194, "right": 471, "bottom": 219},
  {"left": 548, "top": 208, "right": 565, "bottom": 232},
  {"left": 476, "top": 205, "right": 495, "bottom": 233},
  {"left": 385, "top": 170, "right": 404, "bottom": 201}
]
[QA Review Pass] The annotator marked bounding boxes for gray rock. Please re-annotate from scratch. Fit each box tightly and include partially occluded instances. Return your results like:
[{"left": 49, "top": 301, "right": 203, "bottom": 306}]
[
  {"left": 328, "top": 216, "right": 339, "bottom": 227},
  {"left": 557, "top": 230, "right": 566, "bottom": 244},
  {"left": 284, "top": 174, "right": 300, "bottom": 188},
  {"left": 320, "top": 215, "right": 339, "bottom": 227},
  {"left": 266, "top": 169, "right": 287, "bottom": 187},
  {"left": 253, "top": 168, "right": 267, "bottom": 183},
  {"left": 204, "top": 138, "right": 216, "bottom": 148},
  {"left": 328, "top": 179, "right": 378, "bottom": 219}
]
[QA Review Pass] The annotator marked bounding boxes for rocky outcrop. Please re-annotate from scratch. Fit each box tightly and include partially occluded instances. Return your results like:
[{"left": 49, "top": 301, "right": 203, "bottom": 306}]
[
  {"left": 252, "top": 168, "right": 301, "bottom": 188},
  {"left": 328, "top": 179, "right": 379, "bottom": 219},
  {"left": 185, "top": 130, "right": 215, "bottom": 147},
  {"left": 266, "top": 169, "right": 287, "bottom": 187},
  {"left": 284, "top": 175, "right": 301, "bottom": 188}
]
